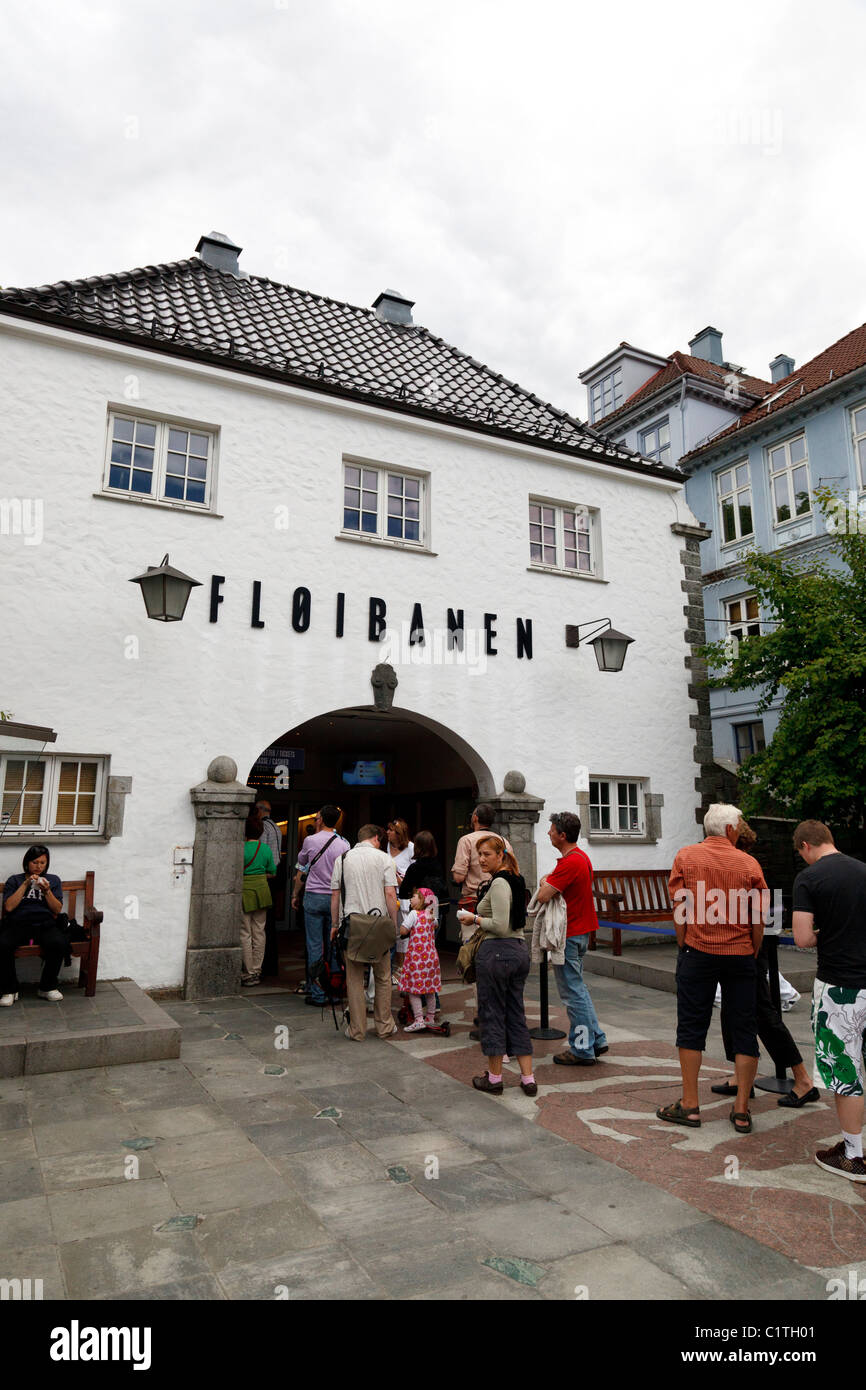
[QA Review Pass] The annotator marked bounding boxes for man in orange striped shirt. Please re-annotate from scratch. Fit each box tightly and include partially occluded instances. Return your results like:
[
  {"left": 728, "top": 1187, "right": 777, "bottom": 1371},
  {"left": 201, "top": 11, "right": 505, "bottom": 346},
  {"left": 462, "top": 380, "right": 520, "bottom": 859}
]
[{"left": 657, "top": 804, "right": 766, "bottom": 1134}]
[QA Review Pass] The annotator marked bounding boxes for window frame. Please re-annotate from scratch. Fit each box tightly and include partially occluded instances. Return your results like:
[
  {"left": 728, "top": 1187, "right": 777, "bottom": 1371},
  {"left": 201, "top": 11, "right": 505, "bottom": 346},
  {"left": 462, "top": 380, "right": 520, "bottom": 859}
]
[
  {"left": 590, "top": 368, "right": 623, "bottom": 423},
  {"left": 101, "top": 409, "right": 218, "bottom": 513},
  {"left": 724, "top": 593, "right": 761, "bottom": 662},
  {"left": 715, "top": 459, "right": 754, "bottom": 545},
  {"left": 340, "top": 458, "right": 429, "bottom": 550},
  {"left": 527, "top": 496, "right": 600, "bottom": 578},
  {"left": 587, "top": 776, "right": 646, "bottom": 838},
  {"left": 639, "top": 417, "right": 672, "bottom": 467},
  {"left": 0, "top": 754, "right": 108, "bottom": 838},
  {"left": 766, "top": 433, "right": 811, "bottom": 528},
  {"left": 733, "top": 721, "right": 766, "bottom": 764},
  {"left": 851, "top": 402, "right": 866, "bottom": 491}
]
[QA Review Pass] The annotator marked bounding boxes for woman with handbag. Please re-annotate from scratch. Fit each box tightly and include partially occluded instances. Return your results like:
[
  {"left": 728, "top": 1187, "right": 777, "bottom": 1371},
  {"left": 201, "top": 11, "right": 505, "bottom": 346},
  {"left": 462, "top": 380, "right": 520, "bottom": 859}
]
[
  {"left": 458, "top": 836, "right": 536, "bottom": 1097},
  {"left": 241, "top": 813, "right": 276, "bottom": 987}
]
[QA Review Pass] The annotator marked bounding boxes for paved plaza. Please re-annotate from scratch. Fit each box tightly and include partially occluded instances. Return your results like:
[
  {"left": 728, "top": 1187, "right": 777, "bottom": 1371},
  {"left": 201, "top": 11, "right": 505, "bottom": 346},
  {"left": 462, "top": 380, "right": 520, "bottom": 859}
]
[{"left": 0, "top": 948, "right": 858, "bottom": 1302}]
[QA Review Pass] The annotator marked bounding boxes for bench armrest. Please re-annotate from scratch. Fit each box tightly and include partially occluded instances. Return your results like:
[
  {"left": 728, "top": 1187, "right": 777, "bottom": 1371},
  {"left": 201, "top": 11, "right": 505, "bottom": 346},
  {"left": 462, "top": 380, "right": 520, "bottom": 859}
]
[{"left": 83, "top": 906, "right": 103, "bottom": 938}]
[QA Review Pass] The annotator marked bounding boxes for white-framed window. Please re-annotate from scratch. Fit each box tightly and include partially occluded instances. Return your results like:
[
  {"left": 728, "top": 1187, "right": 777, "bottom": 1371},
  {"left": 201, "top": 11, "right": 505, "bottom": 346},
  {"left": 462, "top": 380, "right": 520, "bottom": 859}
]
[
  {"left": 528, "top": 499, "right": 597, "bottom": 575},
  {"left": 588, "top": 778, "right": 645, "bottom": 835},
  {"left": 639, "top": 418, "right": 671, "bottom": 466},
  {"left": 590, "top": 368, "right": 623, "bottom": 423},
  {"left": 0, "top": 755, "right": 107, "bottom": 835},
  {"left": 767, "top": 434, "right": 810, "bottom": 525},
  {"left": 342, "top": 462, "right": 427, "bottom": 546},
  {"left": 103, "top": 412, "right": 216, "bottom": 510},
  {"left": 725, "top": 594, "right": 761, "bottom": 660},
  {"left": 851, "top": 403, "right": 866, "bottom": 490},
  {"left": 734, "top": 721, "right": 766, "bottom": 764},
  {"left": 716, "top": 461, "right": 753, "bottom": 543}
]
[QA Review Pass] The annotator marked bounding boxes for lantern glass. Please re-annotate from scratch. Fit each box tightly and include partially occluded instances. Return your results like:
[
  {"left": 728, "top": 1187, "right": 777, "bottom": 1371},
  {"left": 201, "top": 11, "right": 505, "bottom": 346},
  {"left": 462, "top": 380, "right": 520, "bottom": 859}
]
[
  {"left": 590, "top": 629, "right": 634, "bottom": 672},
  {"left": 130, "top": 556, "right": 201, "bottom": 621}
]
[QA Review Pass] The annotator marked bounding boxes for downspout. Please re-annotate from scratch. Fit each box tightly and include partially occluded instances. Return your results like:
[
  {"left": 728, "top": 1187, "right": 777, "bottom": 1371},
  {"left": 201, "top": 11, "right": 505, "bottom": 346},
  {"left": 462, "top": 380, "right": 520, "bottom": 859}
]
[{"left": 678, "top": 375, "right": 687, "bottom": 456}]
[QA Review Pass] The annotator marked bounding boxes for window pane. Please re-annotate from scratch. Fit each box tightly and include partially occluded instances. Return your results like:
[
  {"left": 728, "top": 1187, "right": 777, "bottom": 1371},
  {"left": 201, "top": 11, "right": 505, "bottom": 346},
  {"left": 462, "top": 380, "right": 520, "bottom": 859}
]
[
  {"left": 345, "top": 466, "right": 360, "bottom": 486},
  {"left": 362, "top": 471, "right": 377, "bottom": 489},
  {"left": 735, "top": 464, "right": 749, "bottom": 488},
  {"left": 738, "top": 495, "right": 753, "bottom": 536},
  {"left": 405, "top": 520, "right": 419, "bottom": 541},
  {"left": 189, "top": 434, "right": 209, "bottom": 456},
  {"left": 188, "top": 457, "right": 207, "bottom": 480},
  {"left": 722, "top": 500, "right": 736, "bottom": 542},
  {"left": 388, "top": 476, "right": 403, "bottom": 496},
  {"left": 564, "top": 549, "right": 577, "bottom": 569},
  {"left": 362, "top": 491, "right": 376, "bottom": 511},
  {"left": 745, "top": 597, "right": 759, "bottom": 621},
  {"left": 55, "top": 796, "right": 76, "bottom": 826},
  {"left": 187, "top": 482, "right": 206, "bottom": 504},
  {"left": 344, "top": 508, "right": 359, "bottom": 529},
  {"left": 21, "top": 796, "right": 42, "bottom": 825},
  {"left": 542, "top": 508, "right": 554, "bottom": 524},
  {"left": 405, "top": 478, "right": 420, "bottom": 498},
  {"left": 405, "top": 499, "right": 419, "bottom": 519},
  {"left": 58, "top": 762, "right": 78, "bottom": 792},
  {"left": 4, "top": 761, "right": 25, "bottom": 790},
  {"left": 529, "top": 504, "right": 540, "bottom": 524},
  {"left": 387, "top": 516, "right": 402, "bottom": 537},
  {"left": 769, "top": 446, "right": 786, "bottom": 470},
  {"left": 530, "top": 542, "right": 543, "bottom": 561},
  {"left": 529, "top": 525, "right": 542, "bottom": 542},
  {"left": 136, "top": 423, "right": 157, "bottom": 446},
  {"left": 111, "top": 441, "right": 132, "bottom": 466},
  {"left": 132, "top": 471, "right": 152, "bottom": 494},
  {"left": 109, "top": 466, "right": 130, "bottom": 489},
  {"left": 164, "top": 476, "right": 184, "bottom": 500},
  {"left": 75, "top": 795, "right": 95, "bottom": 824},
  {"left": 113, "top": 418, "right": 135, "bottom": 442},
  {"left": 718, "top": 470, "right": 731, "bottom": 495},
  {"left": 134, "top": 446, "right": 154, "bottom": 470},
  {"left": 773, "top": 474, "right": 790, "bottom": 521},
  {"left": 728, "top": 600, "right": 742, "bottom": 623},
  {"left": 579, "top": 551, "right": 591, "bottom": 572},
  {"left": 853, "top": 408, "right": 866, "bottom": 436},
  {"left": 361, "top": 512, "right": 377, "bottom": 534},
  {"left": 166, "top": 452, "right": 186, "bottom": 475},
  {"left": 789, "top": 436, "right": 806, "bottom": 462},
  {"left": 659, "top": 422, "right": 670, "bottom": 445},
  {"left": 168, "top": 428, "right": 188, "bottom": 451}
]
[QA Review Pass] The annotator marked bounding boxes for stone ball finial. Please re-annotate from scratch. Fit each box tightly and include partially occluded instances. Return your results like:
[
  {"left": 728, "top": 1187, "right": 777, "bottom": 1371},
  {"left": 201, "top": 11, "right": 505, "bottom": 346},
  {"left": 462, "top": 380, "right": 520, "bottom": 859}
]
[
  {"left": 503, "top": 770, "right": 526, "bottom": 794},
  {"left": 207, "top": 755, "right": 238, "bottom": 783}
]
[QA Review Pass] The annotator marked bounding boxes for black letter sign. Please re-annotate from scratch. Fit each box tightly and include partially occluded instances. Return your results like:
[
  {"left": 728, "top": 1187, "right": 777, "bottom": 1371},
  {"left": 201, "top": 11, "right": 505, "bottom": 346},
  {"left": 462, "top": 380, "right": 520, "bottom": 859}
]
[
  {"left": 369, "top": 597, "right": 387, "bottom": 642},
  {"left": 209, "top": 575, "right": 225, "bottom": 624},
  {"left": 336, "top": 592, "right": 345, "bottom": 639},
  {"left": 516, "top": 618, "right": 532, "bottom": 659},
  {"left": 447, "top": 608, "right": 464, "bottom": 652},
  {"left": 409, "top": 603, "right": 425, "bottom": 646},
  {"left": 292, "top": 587, "right": 311, "bottom": 633},
  {"left": 484, "top": 613, "right": 498, "bottom": 656},
  {"left": 251, "top": 581, "right": 265, "bottom": 629}
]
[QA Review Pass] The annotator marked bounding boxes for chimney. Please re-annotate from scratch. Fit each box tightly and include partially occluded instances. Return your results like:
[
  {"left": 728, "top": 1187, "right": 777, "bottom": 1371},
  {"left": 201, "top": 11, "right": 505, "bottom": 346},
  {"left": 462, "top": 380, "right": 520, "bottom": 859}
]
[
  {"left": 195, "top": 231, "right": 243, "bottom": 276},
  {"left": 688, "top": 326, "right": 724, "bottom": 365},
  {"left": 769, "top": 353, "right": 795, "bottom": 383},
  {"left": 372, "top": 289, "right": 414, "bottom": 326}
]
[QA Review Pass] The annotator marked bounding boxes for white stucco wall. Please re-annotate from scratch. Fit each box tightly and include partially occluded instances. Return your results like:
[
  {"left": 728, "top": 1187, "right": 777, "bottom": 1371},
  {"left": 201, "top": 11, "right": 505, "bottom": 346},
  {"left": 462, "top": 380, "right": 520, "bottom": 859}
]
[{"left": 0, "top": 318, "right": 704, "bottom": 988}]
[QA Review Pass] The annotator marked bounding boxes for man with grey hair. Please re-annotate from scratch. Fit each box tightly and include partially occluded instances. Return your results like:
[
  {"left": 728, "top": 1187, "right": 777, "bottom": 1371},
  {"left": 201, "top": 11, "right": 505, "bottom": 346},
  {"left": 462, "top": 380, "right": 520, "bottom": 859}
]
[
  {"left": 657, "top": 804, "right": 766, "bottom": 1132},
  {"left": 535, "top": 811, "right": 607, "bottom": 1065}
]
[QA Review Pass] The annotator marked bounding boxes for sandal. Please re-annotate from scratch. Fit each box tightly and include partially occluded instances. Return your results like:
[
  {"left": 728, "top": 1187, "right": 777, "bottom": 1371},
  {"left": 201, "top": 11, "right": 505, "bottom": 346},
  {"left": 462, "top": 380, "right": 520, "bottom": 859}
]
[
  {"left": 730, "top": 1108, "right": 752, "bottom": 1134},
  {"left": 656, "top": 1100, "right": 701, "bottom": 1128}
]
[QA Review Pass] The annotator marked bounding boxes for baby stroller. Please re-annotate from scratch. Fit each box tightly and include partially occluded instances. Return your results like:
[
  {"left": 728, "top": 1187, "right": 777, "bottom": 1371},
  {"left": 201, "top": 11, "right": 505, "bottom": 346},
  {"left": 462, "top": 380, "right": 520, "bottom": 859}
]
[{"left": 312, "top": 946, "right": 347, "bottom": 1031}]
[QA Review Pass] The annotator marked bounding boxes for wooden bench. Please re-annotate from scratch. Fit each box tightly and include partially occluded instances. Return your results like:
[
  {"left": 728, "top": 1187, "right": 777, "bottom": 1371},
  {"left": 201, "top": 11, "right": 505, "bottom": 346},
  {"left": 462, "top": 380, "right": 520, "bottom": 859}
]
[
  {"left": 591, "top": 869, "right": 676, "bottom": 957},
  {"left": 0, "top": 872, "right": 103, "bottom": 996}
]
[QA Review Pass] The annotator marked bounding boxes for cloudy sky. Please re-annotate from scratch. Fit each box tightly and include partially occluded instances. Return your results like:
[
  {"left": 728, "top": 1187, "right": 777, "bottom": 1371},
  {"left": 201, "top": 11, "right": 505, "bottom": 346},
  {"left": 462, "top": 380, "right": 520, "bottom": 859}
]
[{"left": 3, "top": 0, "right": 865, "bottom": 415}]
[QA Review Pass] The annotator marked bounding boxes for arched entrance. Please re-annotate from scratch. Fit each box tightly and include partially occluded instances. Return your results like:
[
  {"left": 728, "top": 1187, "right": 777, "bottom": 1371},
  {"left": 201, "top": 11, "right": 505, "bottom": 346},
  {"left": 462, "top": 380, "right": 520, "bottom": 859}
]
[{"left": 245, "top": 704, "right": 496, "bottom": 968}]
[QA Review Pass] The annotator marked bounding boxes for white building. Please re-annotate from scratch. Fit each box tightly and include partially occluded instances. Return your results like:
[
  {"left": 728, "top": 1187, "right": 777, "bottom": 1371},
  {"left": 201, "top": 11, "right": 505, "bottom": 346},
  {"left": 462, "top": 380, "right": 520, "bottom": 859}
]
[{"left": 0, "top": 232, "right": 707, "bottom": 993}]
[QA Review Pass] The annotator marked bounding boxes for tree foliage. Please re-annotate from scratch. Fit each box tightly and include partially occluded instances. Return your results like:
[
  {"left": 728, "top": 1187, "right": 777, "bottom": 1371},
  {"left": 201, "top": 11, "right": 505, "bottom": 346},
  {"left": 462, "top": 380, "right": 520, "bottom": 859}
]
[{"left": 701, "top": 489, "right": 866, "bottom": 829}]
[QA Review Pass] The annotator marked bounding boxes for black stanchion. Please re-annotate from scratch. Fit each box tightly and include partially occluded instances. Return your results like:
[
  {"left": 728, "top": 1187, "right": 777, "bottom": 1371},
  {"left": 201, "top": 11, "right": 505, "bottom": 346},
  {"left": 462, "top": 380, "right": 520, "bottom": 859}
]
[
  {"left": 529, "top": 950, "right": 566, "bottom": 1041},
  {"left": 754, "top": 932, "right": 795, "bottom": 1096}
]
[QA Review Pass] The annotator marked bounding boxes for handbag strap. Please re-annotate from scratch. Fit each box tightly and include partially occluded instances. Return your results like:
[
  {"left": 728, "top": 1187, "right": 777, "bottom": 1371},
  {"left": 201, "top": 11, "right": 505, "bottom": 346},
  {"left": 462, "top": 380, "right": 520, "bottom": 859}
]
[
  {"left": 308, "top": 833, "right": 338, "bottom": 871},
  {"left": 245, "top": 841, "right": 263, "bottom": 871}
]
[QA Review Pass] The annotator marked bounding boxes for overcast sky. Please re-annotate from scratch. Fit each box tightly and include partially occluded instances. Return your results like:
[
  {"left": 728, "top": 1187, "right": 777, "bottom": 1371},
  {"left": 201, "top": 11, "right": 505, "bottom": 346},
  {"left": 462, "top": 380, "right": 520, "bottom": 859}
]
[{"left": 3, "top": 0, "right": 865, "bottom": 416}]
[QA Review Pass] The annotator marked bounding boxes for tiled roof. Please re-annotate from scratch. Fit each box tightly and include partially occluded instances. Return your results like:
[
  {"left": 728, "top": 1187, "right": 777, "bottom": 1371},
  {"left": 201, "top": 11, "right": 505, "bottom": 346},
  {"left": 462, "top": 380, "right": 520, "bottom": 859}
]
[
  {"left": 0, "top": 256, "right": 680, "bottom": 480},
  {"left": 598, "top": 350, "right": 772, "bottom": 431},
  {"left": 683, "top": 323, "right": 866, "bottom": 462}
]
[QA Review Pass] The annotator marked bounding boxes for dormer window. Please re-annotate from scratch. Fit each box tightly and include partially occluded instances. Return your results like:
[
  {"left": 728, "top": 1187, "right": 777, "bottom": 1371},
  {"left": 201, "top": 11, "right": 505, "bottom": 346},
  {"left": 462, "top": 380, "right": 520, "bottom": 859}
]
[{"left": 590, "top": 368, "right": 623, "bottom": 423}]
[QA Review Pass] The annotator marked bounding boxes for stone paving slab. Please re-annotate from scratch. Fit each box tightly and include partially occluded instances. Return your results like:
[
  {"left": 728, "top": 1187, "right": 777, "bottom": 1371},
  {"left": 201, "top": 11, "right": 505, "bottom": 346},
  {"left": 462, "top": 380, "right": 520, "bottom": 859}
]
[
  {"left": 0, "top": 978, "right": 846, "bottom": 1301},
  {"left": 0, "top": 982, "right": 181, "bottom": 1076}
]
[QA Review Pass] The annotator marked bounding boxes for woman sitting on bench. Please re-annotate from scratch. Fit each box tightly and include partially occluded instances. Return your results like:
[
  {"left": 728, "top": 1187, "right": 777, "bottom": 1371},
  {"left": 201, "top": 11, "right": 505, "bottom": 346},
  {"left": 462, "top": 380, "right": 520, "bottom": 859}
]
[{"left": 1, "top": 844, "right": 67, "bottom": 1006}]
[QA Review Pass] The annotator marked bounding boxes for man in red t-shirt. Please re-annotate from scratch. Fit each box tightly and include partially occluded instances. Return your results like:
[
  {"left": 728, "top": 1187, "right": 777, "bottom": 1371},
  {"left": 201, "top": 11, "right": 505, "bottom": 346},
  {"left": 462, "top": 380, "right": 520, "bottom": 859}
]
[{"left": 535, "top": 811, "right": 607, "bottom": 1066}]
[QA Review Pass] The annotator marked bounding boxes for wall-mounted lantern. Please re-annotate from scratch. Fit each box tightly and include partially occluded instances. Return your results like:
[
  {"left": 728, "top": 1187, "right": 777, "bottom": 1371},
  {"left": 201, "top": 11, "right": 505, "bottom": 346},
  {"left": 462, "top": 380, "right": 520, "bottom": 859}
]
[
  {"left": 130, "top": 554, "right": 201, "bottom": 622},
  {"left": 565, "top": 619, "right": 634, "bottom": 672}
]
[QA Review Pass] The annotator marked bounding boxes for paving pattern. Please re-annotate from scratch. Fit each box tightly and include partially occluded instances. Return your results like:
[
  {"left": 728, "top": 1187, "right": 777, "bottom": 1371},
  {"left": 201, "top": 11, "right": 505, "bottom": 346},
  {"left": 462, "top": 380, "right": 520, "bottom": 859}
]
[{"left": 403, "top": 970, "right": 866, "bottom": 1272}]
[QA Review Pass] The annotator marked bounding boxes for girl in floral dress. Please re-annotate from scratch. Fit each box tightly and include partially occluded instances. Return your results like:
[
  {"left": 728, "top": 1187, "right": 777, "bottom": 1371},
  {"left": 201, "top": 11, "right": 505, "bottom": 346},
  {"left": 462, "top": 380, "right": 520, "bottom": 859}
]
[{"left": 398, "top": 887, "right": 442, "bottom": 1031}]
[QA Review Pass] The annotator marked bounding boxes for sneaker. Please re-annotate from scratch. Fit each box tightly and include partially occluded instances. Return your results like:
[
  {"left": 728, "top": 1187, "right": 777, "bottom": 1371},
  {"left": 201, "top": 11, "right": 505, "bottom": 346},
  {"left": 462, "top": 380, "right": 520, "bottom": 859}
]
[
  {"left": 472, "top": 1072, "right": 503, "bottom": 1095},
  {"left": 0, "top": 993, "right": 18, "bottom": 1007},
  {"left": 241, "top": 975, "right": 260, "bottom": 988},
  {"left": 780, "top": 992, "right": 801, "bottom": 1012},
  {"left": 37, "top": 989, "right": 63, "bottom": 1002},
  {"left": 814, "top": 1141, "right": 866, "bottom": 1182},
  {"left": 404, "top": 1019, "right": 427, "bottom": 1032}
]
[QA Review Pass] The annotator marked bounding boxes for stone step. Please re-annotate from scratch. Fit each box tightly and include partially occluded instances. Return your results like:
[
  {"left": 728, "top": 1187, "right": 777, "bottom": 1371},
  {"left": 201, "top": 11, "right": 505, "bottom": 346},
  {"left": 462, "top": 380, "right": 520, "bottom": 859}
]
[{"left": 0, "top": 981, "right": 181, "bottom": 1076}]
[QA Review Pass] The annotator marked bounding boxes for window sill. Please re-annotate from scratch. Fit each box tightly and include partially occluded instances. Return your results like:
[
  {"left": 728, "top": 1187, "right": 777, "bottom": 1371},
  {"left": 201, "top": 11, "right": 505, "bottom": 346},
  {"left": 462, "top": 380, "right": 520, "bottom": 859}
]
[
  {"left": 0, "top": 833, "right": 109, "bottom": 845},
  {"left": 772, "top": 514, "right": 812, "bottom": 533},
  {"left": 93, "top": 492, "right": 223, "bottom": 519},
  {"left": 586, "top": 834, "right": 657, "bottom": 846},
  {"left": 719, "top": 537, "right": 754, "bottom": 553},
  {"left": 334, "top": 533, "right": 437, "bottom": 556},
  {"left": 526, "top": 565, "right": 607, "bottom": 583}
]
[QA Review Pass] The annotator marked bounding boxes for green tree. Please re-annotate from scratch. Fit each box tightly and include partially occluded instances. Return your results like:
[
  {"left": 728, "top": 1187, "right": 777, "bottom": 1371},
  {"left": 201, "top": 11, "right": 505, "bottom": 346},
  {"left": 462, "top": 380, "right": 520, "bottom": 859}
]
[{"left": 702, "top": 489, "right": 866, "bottom": 831}]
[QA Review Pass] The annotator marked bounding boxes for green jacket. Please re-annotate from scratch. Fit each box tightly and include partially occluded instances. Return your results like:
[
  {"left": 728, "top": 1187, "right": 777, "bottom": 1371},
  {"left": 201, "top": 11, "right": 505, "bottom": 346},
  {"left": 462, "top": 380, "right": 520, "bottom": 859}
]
[{"left": 242, "top": 839, "right": 275, "bottom": 913}]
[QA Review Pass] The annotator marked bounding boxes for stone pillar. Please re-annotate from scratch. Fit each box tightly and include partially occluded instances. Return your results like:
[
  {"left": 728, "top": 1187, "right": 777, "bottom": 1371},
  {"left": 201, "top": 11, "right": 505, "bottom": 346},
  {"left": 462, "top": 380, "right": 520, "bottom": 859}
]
[
  {"left": 672, "top": 521, "right": 715, "bottom": 825},
  {"left": 184, "top": 756, "right": 256, "bottom": 1000},
  {"left": 486, "top": 771, "right": 545, "bottom": 890}
]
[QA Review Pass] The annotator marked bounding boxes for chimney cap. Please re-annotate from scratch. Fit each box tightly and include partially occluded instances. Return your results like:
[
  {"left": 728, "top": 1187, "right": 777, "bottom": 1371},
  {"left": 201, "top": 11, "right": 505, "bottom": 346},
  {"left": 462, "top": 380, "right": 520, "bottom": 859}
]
[
  {"left": 195, "top": 231, "right": 243, "bottom": 276},
  {"left": 372, "top": 288, "right": 414, "bottom": 326},
  {"left": 769, "top": 353, "right": 795, "bottom": 383}
]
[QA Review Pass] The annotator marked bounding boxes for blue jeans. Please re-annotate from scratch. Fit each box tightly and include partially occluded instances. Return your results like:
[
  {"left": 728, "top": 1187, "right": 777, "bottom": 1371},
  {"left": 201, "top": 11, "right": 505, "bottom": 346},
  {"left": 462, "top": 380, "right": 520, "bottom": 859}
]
[
  {"left": 553, "top": 935, "right": 607, "bottom": 1059},
  {"left": 304, "top": 893, "right": 332, "bottom": 1003}
]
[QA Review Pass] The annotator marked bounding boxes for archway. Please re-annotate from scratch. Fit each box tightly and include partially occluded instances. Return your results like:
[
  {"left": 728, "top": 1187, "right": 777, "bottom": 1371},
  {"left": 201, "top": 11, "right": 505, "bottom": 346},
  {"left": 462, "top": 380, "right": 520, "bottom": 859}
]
[{"left": 245, "top": 704, "right": 495, "bottom": 971}]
